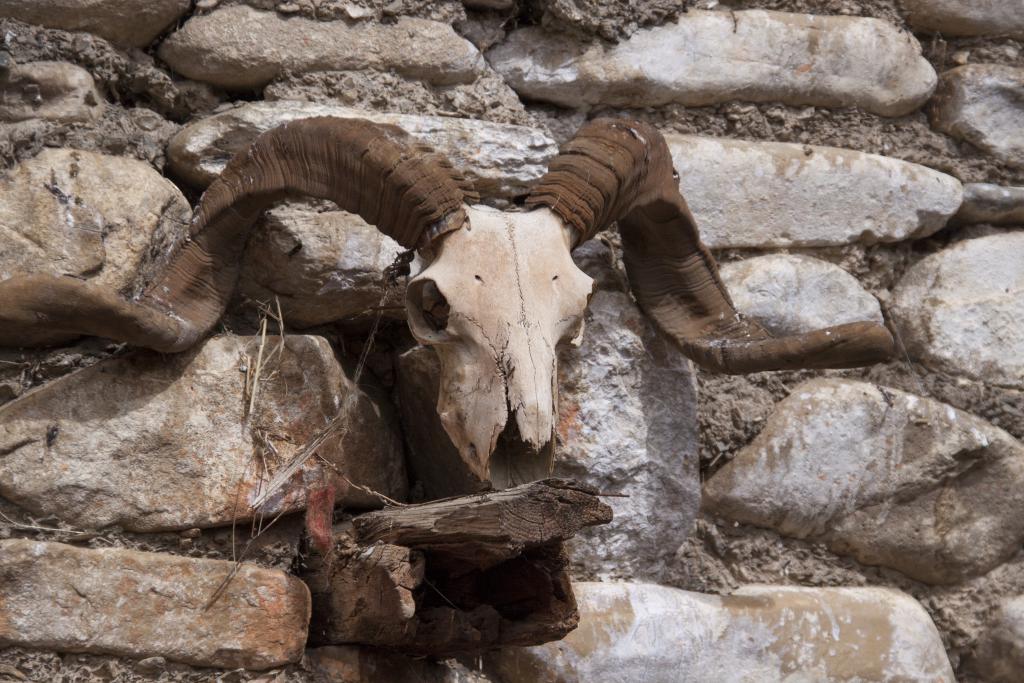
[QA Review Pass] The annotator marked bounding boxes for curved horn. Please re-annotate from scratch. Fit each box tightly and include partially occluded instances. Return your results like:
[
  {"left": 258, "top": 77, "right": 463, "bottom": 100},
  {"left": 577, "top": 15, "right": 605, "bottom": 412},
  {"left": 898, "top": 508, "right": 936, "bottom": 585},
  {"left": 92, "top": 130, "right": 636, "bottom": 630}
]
[
  {"left": 526, "top": 118, "right": 894, "bottom": 373},
  {"left": 0, "top": 117, "right": 475, "bottom": 352}
]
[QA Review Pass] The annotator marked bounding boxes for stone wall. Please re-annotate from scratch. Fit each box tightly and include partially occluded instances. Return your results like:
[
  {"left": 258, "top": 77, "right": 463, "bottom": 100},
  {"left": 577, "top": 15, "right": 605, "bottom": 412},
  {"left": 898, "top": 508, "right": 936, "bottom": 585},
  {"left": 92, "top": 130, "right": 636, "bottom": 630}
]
[{"left": 0, "top": 0, "right": 1022, "bottom": 681}]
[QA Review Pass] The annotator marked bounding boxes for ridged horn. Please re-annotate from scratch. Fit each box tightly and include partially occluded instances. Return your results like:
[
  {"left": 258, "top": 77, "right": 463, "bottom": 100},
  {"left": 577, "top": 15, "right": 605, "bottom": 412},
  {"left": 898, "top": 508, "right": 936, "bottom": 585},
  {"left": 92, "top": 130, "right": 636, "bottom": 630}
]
[
  {"left": 526, "top": 118, "right": 894, "bottom": 373},
  {"left": 0, "top": 117, "right": 475, "bottom": 352}
]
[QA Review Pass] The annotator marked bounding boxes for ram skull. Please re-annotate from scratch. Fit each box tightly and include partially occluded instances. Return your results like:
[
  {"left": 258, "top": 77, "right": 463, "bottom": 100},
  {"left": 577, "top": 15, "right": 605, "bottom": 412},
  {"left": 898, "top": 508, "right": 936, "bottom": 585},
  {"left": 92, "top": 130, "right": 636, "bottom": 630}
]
[{"left": 0, "top": 117, "right": 895, "bottom": 483}]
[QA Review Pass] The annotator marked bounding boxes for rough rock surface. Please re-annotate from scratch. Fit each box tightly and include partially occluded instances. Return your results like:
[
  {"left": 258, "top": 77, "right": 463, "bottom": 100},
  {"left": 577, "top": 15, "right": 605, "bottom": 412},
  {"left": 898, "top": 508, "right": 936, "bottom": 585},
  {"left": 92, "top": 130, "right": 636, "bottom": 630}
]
[
  {"left": 956, "top": 183, "right": 1024, "bottom": 225},
  {"left": 901, "top": 0, "right": 1024, "bottom": 39},
  {"left": 930, "top": 64, "right": 1024, "bottom": 169},
  {"left": 0, "top": 0, "right": 190, "bottom": 47},
  {"left": 668, "top": 135, "right": 963, "bottom": 248},
  {"left": 487, "top": 582, "right": 954, "bottom": 682},
  {"left": 891, "top": 232, "right": 1024, "bottom": 388},
  {"left": 703, "top": 378, "right": 1024, "bottom": 584},
  {"left": 719, "top": 254, "right": 883, "bottom": 335},
  {"left": 0, "top": 539, "right": 310, "bottom": 669},
  {"left": 0, "top": 60, "right": 102, "bottom": 123},
  {"left": 238, "top": 204, "right": 404, "bottom": 328},
  {"left": 0, "top": 148, "right": 191, "bottom": 296},
  {"left": 554, "top": 241, "right": 700, "bottom": 582},
  {"left": 396, "top": 241, "right": 701, "bottom": 582},
  {"left": 968, "top": 594, "right": 1024, "bottom": 682},
  {"left": 159, "top": 6, "right": 484, "bottom": 91},
  {"left": 167, "top": 100, "right": 556, "bottom": 198},
  {"left": 264, "top": 69, "right": 530, "bottom": 125},
  {"left": 488, "top": 10, "right": 936, "bottom": 116},
  {"left": 0, "top": 335, "right": 407, "bottom": 531}
]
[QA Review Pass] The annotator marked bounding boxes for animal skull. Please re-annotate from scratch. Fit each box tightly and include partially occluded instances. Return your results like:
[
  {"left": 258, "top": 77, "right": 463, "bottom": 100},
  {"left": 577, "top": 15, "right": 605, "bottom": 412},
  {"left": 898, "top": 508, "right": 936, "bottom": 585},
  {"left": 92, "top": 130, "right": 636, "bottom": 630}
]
[
  {"left": 406, "top": 205, "right": 593, "bottom": 481},
  {"left": 0, "top": 116, "right": 896, "bottom": 486}
]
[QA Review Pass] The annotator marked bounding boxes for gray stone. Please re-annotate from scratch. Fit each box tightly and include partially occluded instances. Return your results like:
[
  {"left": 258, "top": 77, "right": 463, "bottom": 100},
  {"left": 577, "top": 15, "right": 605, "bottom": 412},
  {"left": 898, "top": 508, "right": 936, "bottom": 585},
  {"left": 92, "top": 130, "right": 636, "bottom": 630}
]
[
  {"left": 0, "top": 539, "right": 310, "bottom": 669},
  {"left": 0, "top": 148, "right": 191, "bottom": 297},
  {"left": 969, "top": 594, "right": 1024, "bottom": 682},
  {"left": 0, "top": 334, "right": 407, "bottom": 531},
  {"left": 0, "top": 0, "right": 190, "bottom": 47},
  {"left": 901, "top": 0, "right": 1024, "bottom": 39},
  {"left": 891, "top": 232, "right": 1024, "bottom": 388},
  {"left": 668, "top": 135, "right": 963, "bottom": 248},
  {"left": 488, "top": 10, "right": 936, "bottom": 116},
  {"left": 238, "top": 204, "right": 404, "bottom": 328},
  {"left": 930, "top": 64, "right": 1024, "bottom": 169},
  {"left": 487, "top": 582, "right": 954, "bottom": 682},
  {"left": 396, "top": 241, "right": 701, "bottom": 582},
  {"left": 719, "top": 255, "right": 883, "bottom": 336},
  {"left": 167, "top": 100, "right": 556, "bottom": 199},
  {"left": 0, "top": 61, "right": 102, "bottom": 123},
  {"left": 956, "top": 183, "right": 1024, "bottom": 225},
  {"left": 703, "top": 378, "right": 1024, "bottom": 584},
  {"left": 158, "top": 5, "right": 484, "bottom": 91}
]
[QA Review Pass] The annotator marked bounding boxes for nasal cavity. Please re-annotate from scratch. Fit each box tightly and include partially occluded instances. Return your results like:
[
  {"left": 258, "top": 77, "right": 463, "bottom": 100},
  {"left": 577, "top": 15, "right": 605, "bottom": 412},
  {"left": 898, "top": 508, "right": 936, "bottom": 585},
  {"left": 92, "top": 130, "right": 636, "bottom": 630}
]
[{"left": 420, "top": 279, "right": 450, "bottom": 332}]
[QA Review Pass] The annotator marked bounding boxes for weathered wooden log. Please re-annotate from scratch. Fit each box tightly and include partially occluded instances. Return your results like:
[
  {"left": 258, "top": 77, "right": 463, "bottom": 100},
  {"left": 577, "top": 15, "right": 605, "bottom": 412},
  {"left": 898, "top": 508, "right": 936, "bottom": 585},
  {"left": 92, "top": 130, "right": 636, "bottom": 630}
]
[{"left": 303, "top": 478, "right": 612, "bottom": 656}]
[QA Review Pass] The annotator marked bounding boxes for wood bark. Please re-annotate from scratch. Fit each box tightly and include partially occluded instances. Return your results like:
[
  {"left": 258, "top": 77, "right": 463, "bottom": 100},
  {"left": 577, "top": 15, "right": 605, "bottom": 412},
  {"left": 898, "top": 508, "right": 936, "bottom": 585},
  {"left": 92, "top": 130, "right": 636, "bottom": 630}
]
[{"left": 303, "top": 478, "right": 612, "bottom": 656}]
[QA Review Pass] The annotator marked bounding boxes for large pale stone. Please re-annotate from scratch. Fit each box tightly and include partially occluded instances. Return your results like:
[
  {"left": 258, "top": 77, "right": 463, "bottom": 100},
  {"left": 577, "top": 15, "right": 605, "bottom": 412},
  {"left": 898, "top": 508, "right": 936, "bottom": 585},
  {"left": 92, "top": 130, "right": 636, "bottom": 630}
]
[
  {"left": 668, "top": 135, "right": 963, "bottom": 248},
  {"left": 238, "top": 205, "right": 404, "bottom": 328},
  {"left": 0, "top": 61, "right": 102, "bottom": 123},
  {"left": 703, "top": 378, "right": 1024, "bottom": 584},
  {"left": 159, "top": 5, "right": 484, "bottom": 90},
  {"left": 0, "top": 0, "right": 190, "bottom": 47},
  {"left": 396, "top": 241, "right": 701, "bottom": 582},
  {"left": 554, "top": 241, "right": 700, "bottom": 581},
  {"left": 0, "top": 539, "right": 309, "bottom": 669},
  {"left": 0, "top": 148, "right": 191, "bottom": 296},
  {"left": 488, "top": 582, "right": 954, "bottom": 682},
  {"left": 891, "top": 232, "right": 1024, "bottom": 388},
  {"left": 930, "top": 65, "right": 1024, "bottom": 169},
  {"left": 956, "top": 183, "right": 1024, "bottom": 225},
  {"left": 488, "top": 10, "right": 937, "bottom": 116},
  {"left": 167, "top": 100, "right": 556, "bottom": 199},
  {"left": 969, "top": 594, "right": 1024, "bottom": 682},
  {"left": 0, "top": 335, "right": 407, "bottom": 531},
  {"left": 901, "top": 0, "right": 1024, "bottom": 39},
  {"left": 719, "top": 255, "right": 882, "bottom": 335}
]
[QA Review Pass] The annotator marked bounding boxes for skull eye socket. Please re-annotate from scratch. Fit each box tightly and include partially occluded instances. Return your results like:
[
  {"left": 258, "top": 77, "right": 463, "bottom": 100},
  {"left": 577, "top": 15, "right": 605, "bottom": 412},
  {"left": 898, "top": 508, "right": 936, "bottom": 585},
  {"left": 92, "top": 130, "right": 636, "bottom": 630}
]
[{"left": 406, "top": 277, "right": 453, "bottom": 343}]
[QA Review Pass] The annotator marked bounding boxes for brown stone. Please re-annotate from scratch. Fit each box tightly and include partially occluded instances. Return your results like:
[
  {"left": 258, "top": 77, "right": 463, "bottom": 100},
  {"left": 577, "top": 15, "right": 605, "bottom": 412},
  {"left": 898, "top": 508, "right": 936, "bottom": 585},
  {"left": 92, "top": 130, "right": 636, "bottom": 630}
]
[
  {"left": 0, "top": 539, "right": 310, "bottom": 669},
  {"left": 0, "top": 61, "right": 102, "bottom": 123},
  {"left": 0, "top": 148, "right": 191, "bottom": 296},
  {"left": 0, "top": 334, "right": 407, "bottom": 531},
  {"left": 0, "top": 0, "right": 191, "bottom": 48}
]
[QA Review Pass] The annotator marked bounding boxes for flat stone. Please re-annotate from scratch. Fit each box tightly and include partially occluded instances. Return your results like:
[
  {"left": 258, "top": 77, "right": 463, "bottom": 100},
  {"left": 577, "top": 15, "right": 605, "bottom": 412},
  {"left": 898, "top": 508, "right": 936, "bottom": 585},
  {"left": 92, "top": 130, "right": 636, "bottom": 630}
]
[
  {"left": 488, "top": 10, "right": 936, "bottom": 116},
  {"left": 0, "top": 539, "right": 309, "bottom": 669},
  {"left": 930, "top": 64, "right": 1024, "bottom": 169},
  {"left": 668, "top": 135, "right": 963, "bottom": 248},
  {"left": 891, "top": 232, "right": 1024, "bottom": 388},
  {"left": 956, "top": 183, "right": 1024, "bottom": 225},
  {"left": 968, "top": 594, "right": 1024, "bottom": 682},
  {"left": 703, "top": 378, "right": 1024, "bottom": 584},
  {"left": 0, "top": 0, "right": 190, "bottom": 47},
  {"left": 901, "top": 0, "right": 1024, "bottom": 39},
  {"left": 719, "top": 254, "right": 883, "bottom": 336},
  {"left": 238, "top": 204, "right": 404, "bottom": 328},
  {"left": 488, "top": 582, "right": 954, "bottom": 682},
  {"left": 0, "top": 148, "right": 191, "bottom": 296},
  {"left": 167, "top": 100, "right": 556, "bottom": 199},
  {"left": 396, "top": 240, "right": 701, "bottom": 582},
  {"left": 158, "top": 5, "right": 484, "bottom": 91},
  {"left": 0, "top": 61, "right": 102, "bottom": 123},
  {"left": 0, "top": 334, "right": 407, "bottom": 531}
]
